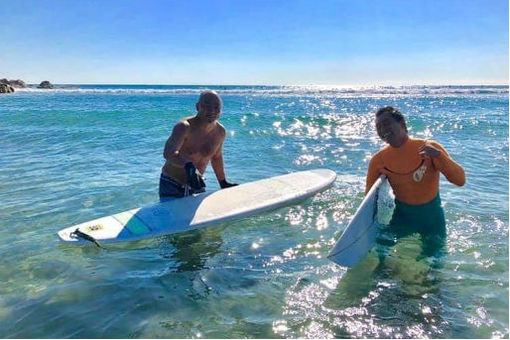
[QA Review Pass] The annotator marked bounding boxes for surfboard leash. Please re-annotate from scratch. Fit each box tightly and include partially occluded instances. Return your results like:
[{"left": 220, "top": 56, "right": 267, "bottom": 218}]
[{"left": 70, "top": 228, "right": 104, "bottom": 249}]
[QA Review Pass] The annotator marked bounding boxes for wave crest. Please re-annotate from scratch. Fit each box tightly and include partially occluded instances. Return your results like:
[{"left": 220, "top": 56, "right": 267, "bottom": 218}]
[{"left": 15, "top": 85, "right": 508, "bottom": 96}]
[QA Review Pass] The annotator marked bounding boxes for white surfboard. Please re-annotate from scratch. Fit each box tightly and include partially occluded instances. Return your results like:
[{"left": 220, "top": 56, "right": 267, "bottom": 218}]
[
  {"left": 327, "top": 175, "right": 388, "bottom": 267},
  {"left": 58, "top": 169, "right": 336, "bottom": 245}
]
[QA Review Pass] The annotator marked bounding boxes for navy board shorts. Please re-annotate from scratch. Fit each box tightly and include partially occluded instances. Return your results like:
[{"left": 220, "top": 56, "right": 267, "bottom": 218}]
[
  {"left": 159, "top": 173, "right": 186, "bottom": 199},
  {"left": 159, "top": 173, "right": 204, "bottom": 199}
]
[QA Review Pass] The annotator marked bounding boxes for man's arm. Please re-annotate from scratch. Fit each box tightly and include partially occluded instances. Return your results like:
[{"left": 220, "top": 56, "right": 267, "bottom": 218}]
[
  {"left": 211, "top": 128, "right": 238, "bottom": 189},
  {"left": 163, "top": 121, "right": 190, "bottom": 167},
  {"left": 211, "top": 142, "right": 227, "bottom": 182},
  {"left": 365, "top": 154, "right": 382, "bottom": 195}
]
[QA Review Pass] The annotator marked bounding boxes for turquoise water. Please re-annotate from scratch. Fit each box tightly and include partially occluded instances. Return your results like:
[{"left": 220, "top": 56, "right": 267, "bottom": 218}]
[{"left": 0, "top": 85, "right": 508, "bottom": 338}]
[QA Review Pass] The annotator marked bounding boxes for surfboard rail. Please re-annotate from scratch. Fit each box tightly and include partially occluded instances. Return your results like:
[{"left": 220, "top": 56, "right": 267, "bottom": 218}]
[
  {"left": 327, "top": 175, "right": 387, "bottom": 267},
  {"left": 57, "top": 169, "right": 337, "bottom": 245}
]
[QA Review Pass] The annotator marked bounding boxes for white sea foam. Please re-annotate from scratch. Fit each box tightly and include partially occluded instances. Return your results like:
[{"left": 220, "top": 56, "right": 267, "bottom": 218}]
[{"left": 14, "top": 85, "right": 508, "bottom": 96}]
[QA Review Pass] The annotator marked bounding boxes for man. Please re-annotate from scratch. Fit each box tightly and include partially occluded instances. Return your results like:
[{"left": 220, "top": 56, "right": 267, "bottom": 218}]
[
  {"left": 160, "top": 90, "right": 237, "bottom": 199},
  {"left": 366, "top": 106, "right": 465, "bottom": 257}
]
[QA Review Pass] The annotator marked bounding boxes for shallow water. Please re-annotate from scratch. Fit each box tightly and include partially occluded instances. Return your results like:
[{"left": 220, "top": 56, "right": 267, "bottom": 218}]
[{"left": 0, "top": 85, "right": 508, "bottom": 338}]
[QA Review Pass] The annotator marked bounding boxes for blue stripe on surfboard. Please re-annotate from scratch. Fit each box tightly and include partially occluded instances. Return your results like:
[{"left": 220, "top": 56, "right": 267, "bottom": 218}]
[{"left": 113, "top": 211, "right": 153, "bottom": 237}]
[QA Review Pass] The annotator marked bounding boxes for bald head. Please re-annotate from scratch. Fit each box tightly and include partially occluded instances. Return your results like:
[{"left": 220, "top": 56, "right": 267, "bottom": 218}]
[
  {"left": 198, "top": 90, "right": 222, "bottom": 106},
  {"left": 196, "top": 90, "right": 222, "bottom": 123}
]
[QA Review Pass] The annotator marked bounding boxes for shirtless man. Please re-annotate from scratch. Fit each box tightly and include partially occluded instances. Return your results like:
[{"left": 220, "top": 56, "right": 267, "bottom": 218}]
[
  {"left": 366, "top": 106, "right": 465, "bottom": 257},
  {"left": 159, "top": 90, "right": 237, "bottom": 199}
]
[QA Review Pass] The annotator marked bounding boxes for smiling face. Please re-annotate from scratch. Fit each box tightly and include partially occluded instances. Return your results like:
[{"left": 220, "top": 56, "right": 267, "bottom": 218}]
[
  {"left": 196, "top": 91, "right": 222, "bottom": 123},
  {"left": 375, "top": 112, "right": 408, "bottom": 147}
]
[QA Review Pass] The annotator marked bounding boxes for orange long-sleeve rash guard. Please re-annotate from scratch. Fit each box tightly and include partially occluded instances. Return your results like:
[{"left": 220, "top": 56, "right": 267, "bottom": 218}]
[{"left": 365, "top": 138, "right": 465, "bottom": 205}]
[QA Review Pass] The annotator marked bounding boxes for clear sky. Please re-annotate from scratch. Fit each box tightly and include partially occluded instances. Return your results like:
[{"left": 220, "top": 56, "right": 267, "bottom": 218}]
[{"left": 1, "top": 0, "right": 508, "bottom": 85}]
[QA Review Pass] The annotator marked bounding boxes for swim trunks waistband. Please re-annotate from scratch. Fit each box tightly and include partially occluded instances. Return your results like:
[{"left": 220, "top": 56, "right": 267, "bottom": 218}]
[
  {"left": 160, "top": 173, "right": 185, "bottom": 188},
  {"left": 394, "top": 193, "right": 441, "bottom": 209}
]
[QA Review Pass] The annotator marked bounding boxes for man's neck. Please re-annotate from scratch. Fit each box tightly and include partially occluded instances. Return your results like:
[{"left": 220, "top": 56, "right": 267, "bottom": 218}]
[
  {"left": 193, "top": 114, "right": 216, "bottom": 131},
  {"left": 390, "top": 134, "right": 409, "bottom": 148}
]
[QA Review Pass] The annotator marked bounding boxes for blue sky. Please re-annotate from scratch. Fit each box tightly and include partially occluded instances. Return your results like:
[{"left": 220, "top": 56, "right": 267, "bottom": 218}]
[{"left": 1, "top": 0, "right": 508, "bottom": 85}]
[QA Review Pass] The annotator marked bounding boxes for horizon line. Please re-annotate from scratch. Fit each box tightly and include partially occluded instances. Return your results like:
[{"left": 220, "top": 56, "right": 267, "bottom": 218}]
[{"left": 17, "top": 82, "right": 510, "bottom": 87}]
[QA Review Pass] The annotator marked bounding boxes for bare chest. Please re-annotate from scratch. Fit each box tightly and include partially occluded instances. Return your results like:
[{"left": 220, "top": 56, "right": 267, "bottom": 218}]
[
  {"left": 382, "top": 152, "right": 423, "bottom": 174},
  {"left": 181, "top": 132, "right": 221, "bottom": 159}
]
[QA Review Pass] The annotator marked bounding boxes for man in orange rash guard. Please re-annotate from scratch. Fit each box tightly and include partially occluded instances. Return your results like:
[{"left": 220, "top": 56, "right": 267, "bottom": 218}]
[{"left": 367, "top": 106, "right": 465, "bottom": 258}]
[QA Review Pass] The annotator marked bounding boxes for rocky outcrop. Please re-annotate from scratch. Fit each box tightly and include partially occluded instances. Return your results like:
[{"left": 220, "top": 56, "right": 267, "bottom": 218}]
[
  {"left": 9, "top": 79, "right": 26, "bottom": 88},
  {"left": 0, "top": 83, "right": 15, "bottom": 93},
  {"left": 38, "top": 80, "right": 54, "bottom": 89},
  {"left": 0, "top": 78, "right": 26, "bottom": 88}
]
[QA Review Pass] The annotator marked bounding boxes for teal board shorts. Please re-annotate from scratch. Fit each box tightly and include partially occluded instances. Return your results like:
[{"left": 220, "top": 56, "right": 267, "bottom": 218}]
[{"left": 378, "top": 194, "right": 446, "bottom": 259}]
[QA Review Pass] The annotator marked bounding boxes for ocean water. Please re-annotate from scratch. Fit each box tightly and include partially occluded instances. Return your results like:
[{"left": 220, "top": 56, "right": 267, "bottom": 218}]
[{"left": 0, "top": 85, "right": 507, "bottom": 338}]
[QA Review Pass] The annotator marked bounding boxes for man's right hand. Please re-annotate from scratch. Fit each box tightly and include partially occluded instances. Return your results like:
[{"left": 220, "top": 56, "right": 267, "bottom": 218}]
[
  {"left": 184, "top": 162, "right": 206, "bottom": 191},
  {"left": 419, "top": 142, "right": 441, "bottom": 158}
]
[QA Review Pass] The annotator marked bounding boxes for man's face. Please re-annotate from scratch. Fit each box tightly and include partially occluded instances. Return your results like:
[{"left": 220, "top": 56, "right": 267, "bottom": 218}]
[
  {"left": 197, "top": 94, "right": 222, "bottom": 123},
  {"left": 375, "top": 113, "right": 407, "bottom": 147}
]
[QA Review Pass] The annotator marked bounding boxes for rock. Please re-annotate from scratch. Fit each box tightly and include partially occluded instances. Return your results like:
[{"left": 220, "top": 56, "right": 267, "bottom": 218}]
[
  {"left": 0, "top": 78, "right": 26, "bottom": 88},
  {"left": 38, "top": 80, "right": 54, "bottom": 89},
  {"left": 9, "top": 79, "right": 26, "bottom": 88},
  {"left": 0, "top": 83, "right": 15, "bottom": 93}
]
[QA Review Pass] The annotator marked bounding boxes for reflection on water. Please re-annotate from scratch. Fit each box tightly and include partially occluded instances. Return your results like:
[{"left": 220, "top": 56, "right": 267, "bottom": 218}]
[
  {"left": 164, "top": 226, "right": 226, "bottom": 273},
  {"left": 279, "top": 236, "right": 448, "bottom": 338}
]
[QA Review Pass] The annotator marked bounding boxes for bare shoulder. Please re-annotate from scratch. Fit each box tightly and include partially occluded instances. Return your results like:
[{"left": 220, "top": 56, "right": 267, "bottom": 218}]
[
  {"left": 215, "top": 122, "right": 226, "bottom": 138},
  {"left": 369, "top": 149, "right": 383, "bottom": 164},
  {"left": 427, "top": 139, "right": 442, "bottom": 147},
  {"left": 429, "top": 140, "right": 448, "bottom": 153},
  {"left": 173, "top": 118, "right": 192, "bottom": 134},
  {"left": 375, "top": 145, "right": 390, "bottom": 157},
  {"left": 423, "top": 138, "right": 446, "bottom": 149},
  {"left": 181, "top": 116, "right": 196, "bottom": 127}
]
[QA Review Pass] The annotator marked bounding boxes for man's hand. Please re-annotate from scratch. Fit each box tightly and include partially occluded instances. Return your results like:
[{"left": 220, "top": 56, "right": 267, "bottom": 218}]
[
  {"left": 184, "top": 162, "right": 206, "bottom": 191},
  {"left": 219, "top": 179, "right": 238, "bottom": 189},
  {"left": 419, "top": 142, "right": 441, "bottom": 158}
]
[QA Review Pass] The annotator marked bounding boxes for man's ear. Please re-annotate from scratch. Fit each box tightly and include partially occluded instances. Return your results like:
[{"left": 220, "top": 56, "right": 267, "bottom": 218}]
[{"left": 401, "top": 121, "right": 408, "bottom": 132}]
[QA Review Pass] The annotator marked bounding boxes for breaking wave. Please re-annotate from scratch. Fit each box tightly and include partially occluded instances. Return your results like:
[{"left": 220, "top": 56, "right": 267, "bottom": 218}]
[{"left": 14, "top": 84, "right": 508, "bottom": 96}]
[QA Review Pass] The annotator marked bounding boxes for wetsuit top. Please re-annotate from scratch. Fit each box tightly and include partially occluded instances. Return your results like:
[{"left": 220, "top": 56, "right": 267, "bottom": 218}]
[{"left": 366, "top": 138, "right": 465, "bottom": 205}]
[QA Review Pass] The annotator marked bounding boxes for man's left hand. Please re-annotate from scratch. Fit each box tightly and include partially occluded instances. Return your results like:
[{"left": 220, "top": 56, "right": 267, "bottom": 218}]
[
  {"left": 419, "top": 143, "right": 441, "bottom": 158},
  {"left": 219, "top": 179, "right": 238, "bottom": 189}
]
